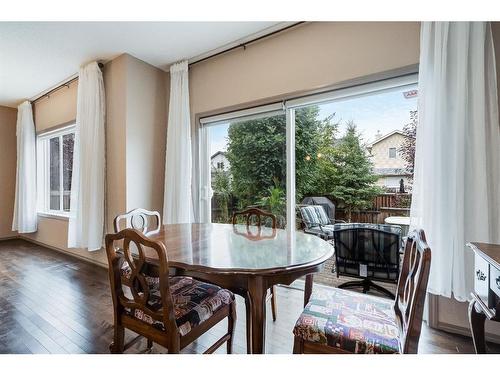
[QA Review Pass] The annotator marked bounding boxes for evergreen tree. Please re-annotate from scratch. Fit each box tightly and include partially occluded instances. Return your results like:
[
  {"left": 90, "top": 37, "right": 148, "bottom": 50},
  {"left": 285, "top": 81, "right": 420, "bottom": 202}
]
[{"left": 329, "top": 122, "right": 382, "bottom": 221}]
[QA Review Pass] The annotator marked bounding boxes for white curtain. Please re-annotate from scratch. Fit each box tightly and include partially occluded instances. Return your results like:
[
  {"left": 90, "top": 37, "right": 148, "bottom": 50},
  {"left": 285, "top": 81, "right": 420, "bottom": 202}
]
[
  {"left": 163, "top": 60, "right": 193, "bottom": 224},
  {"left": 12, "top": 101, "right": 37, "bottom": 233},
  {"left": 68, "top": 61, "right": 106, "bottom": 251},
  {"left": 411, "top": 22, "right": 500, "bottom": 302}
]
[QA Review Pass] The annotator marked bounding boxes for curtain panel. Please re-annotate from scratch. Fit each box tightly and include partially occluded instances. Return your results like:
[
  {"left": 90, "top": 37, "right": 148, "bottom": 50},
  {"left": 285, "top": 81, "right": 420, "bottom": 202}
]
[
  {"left": 68, "top": 61, "right": 106, "bottom": 251},
  {"left": 12, "top": 101, "right": 37, "bottom": 233},
  {"left": 411, "top": 22, "right": 500, "bottom": 301},
  {"left": 163, "top": 60, "right": 193, "bottom": 224}
]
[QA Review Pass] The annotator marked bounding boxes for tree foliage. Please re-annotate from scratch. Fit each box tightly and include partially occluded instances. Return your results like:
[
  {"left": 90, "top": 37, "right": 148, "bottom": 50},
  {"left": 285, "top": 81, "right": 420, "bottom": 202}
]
[
  {"left": 327, "top": 122, "right": 382, "bottom": 221},
  {"left": 399, "top": 110, "right": 418, "bottom": 182},
  {"left": 258, "top": 177, "right": 286, "bottom": 227},
  {"left": 225, "top": 106, "right": 331, "bottom": 211},
  {"left": 223, "top": 107, "right": 381, "bottom": 223},
  {"left": 211, "top": 170, "right": 232, "bottom": 222}
]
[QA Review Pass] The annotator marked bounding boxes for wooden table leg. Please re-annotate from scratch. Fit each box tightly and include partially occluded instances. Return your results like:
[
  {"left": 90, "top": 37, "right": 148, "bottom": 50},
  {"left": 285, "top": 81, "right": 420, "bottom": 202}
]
[
  {"left": 468, "top": 299, "right": 487, "bottom": 353},
  {"left": 247, "top": 276, "right": 267, "bottom": 354},
  {"left": 244, "top": 293, "right": 253, "bottom": 354},
  {"left": 304, "top": 274, "right": 313, "bottom": 307}
]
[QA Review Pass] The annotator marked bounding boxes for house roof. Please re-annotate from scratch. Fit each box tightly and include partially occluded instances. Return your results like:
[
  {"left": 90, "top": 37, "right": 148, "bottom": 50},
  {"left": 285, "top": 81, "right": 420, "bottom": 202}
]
[
  {"left": 368, "top": 130, "right": 406, "bottom": 148},
  {"left": 373, "top": 167, "right": 412, "bottom": 176},
  {"left": 211, "top": 150, "right": 226, "bottom": 160}
]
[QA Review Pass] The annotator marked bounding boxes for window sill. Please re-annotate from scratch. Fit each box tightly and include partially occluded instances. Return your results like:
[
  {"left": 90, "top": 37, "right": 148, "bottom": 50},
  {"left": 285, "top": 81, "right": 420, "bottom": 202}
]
[{"left": 37, "top": 212, "right": 70, "bottom": 221}]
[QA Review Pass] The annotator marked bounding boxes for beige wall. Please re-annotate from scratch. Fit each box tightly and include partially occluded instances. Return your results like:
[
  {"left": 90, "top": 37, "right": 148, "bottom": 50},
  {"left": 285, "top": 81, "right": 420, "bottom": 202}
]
[
  {"left": 189, "top": 22, "right": 421, "bottom": 118},
  {"left": 33, "top": 79, "right": 78, "bottom": 132},
  {"left": 125, "top": 54, "right": 168, "bottom": 214},
  {"left": 104, "top": 53, "right": 168, "bottom": 226},
  {"left": 0, "top": 106, "right": 17, "bottom": 239},
  {"left": 104, "top": 54, "right": 128, "bottom": 233}
]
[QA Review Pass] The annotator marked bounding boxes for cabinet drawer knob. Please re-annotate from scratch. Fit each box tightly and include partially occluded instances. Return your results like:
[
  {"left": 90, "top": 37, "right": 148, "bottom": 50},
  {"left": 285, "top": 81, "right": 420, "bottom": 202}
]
[{"left": 496, "top": 276, "right": 500, "bottom": 289}]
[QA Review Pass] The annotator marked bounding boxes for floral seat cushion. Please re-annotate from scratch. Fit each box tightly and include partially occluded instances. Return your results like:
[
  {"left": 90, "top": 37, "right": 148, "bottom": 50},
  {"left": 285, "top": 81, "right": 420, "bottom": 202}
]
[
  {"left": 293, "top": 287, "right": 400, "bottom": 354},
  {"left": 119, "top": 262, "right": 234, "bottom": 336}
]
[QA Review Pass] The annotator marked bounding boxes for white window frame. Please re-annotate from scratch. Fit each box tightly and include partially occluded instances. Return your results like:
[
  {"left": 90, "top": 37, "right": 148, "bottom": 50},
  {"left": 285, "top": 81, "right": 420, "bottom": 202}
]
[
  {"left": 199, "top": 73, "right": 418, "bottom": 233},
  {"left": 36, "top": 124, "right": 76, "bottom": 218}
]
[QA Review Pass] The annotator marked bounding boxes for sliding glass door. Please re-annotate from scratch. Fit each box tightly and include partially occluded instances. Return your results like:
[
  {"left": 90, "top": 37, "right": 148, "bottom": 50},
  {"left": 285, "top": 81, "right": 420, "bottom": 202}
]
[
  {"left": 291, "top": 78, "right": 418, "bottom": 224},
  {"left": 200, "top": 106, "right": 287, "bottom": 227},
  {"left": 199, "top": 73, "right": 418, "bottom": 230}
]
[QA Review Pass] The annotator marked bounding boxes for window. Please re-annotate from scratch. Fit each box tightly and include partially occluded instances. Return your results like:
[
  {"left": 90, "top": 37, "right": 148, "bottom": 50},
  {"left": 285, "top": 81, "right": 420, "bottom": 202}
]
[
  {"left": 200, "top": 104, "right": 286, "bottom": 226},
  {"left": 37, "top": 125, "right": 75, "bottom": 216},
  {"left": 199, "top": 73, "right": 417, "bottom": 229}
]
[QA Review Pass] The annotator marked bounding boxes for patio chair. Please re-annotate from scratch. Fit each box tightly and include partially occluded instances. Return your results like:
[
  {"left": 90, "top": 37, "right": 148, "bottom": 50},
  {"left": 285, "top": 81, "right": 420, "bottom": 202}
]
[
  {"left": 297, "top": 204, "right": 344, "bottom": 241},
  {"left": 300, "top": 196, "right": 336, "bottom": 222},
  {"left": 292, "top": 229, "right": 431, "bottom": 354},
  {"left": 331, "top": 223, "right": 402, "bottom": 299}
]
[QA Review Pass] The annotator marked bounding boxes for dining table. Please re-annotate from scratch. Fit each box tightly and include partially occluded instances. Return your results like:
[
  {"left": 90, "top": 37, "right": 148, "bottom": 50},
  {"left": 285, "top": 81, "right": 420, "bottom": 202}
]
[{"left": 144, "top": 223, "right": 334, "bottom": 354}]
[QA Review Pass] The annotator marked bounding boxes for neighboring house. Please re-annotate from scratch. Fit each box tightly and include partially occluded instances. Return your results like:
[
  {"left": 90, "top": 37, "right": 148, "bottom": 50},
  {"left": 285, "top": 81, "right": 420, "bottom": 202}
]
[
  {"left": 211, "top": 151, "right": 230, "bottom": 172},
  {"left": 367, "top": 130, "right": 412, "bottom": 191}
]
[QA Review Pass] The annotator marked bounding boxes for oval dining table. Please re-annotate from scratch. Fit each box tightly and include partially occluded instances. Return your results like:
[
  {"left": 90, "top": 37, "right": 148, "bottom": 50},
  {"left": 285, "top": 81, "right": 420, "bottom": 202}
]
[{"left": 143, "top": 223, "right": 334, "bottom": 354}]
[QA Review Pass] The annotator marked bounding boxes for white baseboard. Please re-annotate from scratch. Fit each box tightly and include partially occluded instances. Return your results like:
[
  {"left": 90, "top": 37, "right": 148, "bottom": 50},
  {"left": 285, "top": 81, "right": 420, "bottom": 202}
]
[
  {"left": 0, "top": 235, "right": 19, "bottom": 241},
  {"left": 436, "top": 321, "right": 500, "bottom": 345},
  {"left": 14, "top": 236, "right": 108, "bottom": 270}
]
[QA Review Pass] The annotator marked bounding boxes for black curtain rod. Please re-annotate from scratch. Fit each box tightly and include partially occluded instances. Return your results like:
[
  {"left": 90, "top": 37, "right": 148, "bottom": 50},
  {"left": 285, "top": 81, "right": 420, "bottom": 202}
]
[
  {"left": 188, "top": 22, "right": 305, "bottom": 68},
  {"left": 31, "top": 62, "right": 104, "bottom": 104}
]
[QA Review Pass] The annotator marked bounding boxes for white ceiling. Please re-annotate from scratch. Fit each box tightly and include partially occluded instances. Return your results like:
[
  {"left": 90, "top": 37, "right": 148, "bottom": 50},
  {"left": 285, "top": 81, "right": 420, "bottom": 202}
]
[{"left": 0, "top": 22, "right": 284, "bottom": 108}]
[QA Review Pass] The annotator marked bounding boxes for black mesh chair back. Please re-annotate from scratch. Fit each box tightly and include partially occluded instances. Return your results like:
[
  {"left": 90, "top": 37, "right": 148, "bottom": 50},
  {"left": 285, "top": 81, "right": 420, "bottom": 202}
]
[{"left": 332, "top": 223, "right": 402, "bottom": 298}]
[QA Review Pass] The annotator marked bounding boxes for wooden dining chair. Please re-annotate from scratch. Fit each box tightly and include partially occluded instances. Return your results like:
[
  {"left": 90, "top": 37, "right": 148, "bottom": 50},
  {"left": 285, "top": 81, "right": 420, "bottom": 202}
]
[
  {"left": 105, "top": 228, "right": 237, "bottom": 354},
  {"left": 114, "top": 208, "right": 161, "bottom": 235},
  {"left": 232, "top": 207, "right": 277, "bottom": 228},
  {"left": 292, "top": 229, "right": 431, "bottom": 354}
]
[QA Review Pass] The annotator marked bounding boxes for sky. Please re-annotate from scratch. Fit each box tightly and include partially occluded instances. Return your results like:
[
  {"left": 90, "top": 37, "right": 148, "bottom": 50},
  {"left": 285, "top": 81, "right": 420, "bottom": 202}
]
[{"left": 209, "top": 83, "right": 418, "bottom": 155}]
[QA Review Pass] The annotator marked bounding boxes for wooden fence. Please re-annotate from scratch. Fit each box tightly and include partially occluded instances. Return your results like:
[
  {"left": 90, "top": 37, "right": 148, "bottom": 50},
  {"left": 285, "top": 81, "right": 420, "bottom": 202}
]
[
  {"left": 334, "top": 193, "right": 411, "bottom": 224},
  {"left": 211, "top": 193, "right": 412, "bottom": 225}
]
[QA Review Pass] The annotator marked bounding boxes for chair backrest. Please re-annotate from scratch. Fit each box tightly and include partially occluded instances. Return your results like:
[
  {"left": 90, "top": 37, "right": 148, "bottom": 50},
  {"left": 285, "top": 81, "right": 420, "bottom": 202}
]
[
  {"left": 393, "top": 229, "right": 431, "bottom": 354},
  {"left": 298, "top": 205, "right": 330, "bottom": 229},
  {"left": 114, "top": 208, "right": 161, "bottom": 235},
  {"left": 232, "top": 223, "right": 277, "bottom": 241},
  {"left": 232, "top": 208, "right": 277, "bottom": 228},
  {"left": 300, "top": 196, "right": 336, "bottom": 222},
  {"left": 105, "top": 229, "right": 178, "bottom": 334},
  {"left": 332, "top": 223, "right": 401, "bottom": 282}
]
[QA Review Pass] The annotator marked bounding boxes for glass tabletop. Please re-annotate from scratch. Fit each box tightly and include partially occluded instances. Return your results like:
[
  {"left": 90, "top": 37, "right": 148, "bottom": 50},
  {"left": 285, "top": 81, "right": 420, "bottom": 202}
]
[{"left": 147, "top": 223, "right": 334, "bottom": 273}]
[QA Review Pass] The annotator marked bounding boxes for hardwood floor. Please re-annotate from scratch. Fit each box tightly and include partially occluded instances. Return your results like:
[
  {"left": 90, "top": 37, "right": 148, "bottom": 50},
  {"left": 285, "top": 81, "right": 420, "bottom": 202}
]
[{"left": 0, "top": 238, "right": 499, "bottom": 354}]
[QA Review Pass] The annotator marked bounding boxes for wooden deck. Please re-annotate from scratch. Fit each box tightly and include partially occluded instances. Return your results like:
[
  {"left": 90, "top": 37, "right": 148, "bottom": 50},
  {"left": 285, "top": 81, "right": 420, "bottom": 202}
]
[{"left": 0, "top": 238, "right": 498, "bottom": 354}]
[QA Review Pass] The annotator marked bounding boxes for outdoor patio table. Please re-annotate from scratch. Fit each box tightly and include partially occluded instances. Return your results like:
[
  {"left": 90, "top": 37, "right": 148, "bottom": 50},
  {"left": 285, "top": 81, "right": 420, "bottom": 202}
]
[
  {"left": 143, "top": 223, "right": 334, "bottom": 354},
  {"left": 384, "top": 215, "right": 410, "bottom": 237}
]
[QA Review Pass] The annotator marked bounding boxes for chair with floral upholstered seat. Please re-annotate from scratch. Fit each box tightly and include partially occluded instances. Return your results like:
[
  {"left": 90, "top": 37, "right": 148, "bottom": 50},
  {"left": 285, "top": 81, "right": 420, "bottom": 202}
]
[
  {"left": 292, "top": 229, "right": 431, "bottom": 354},
  {"left": 105, "top": 228, "right": 236, "bottom": 354}
]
